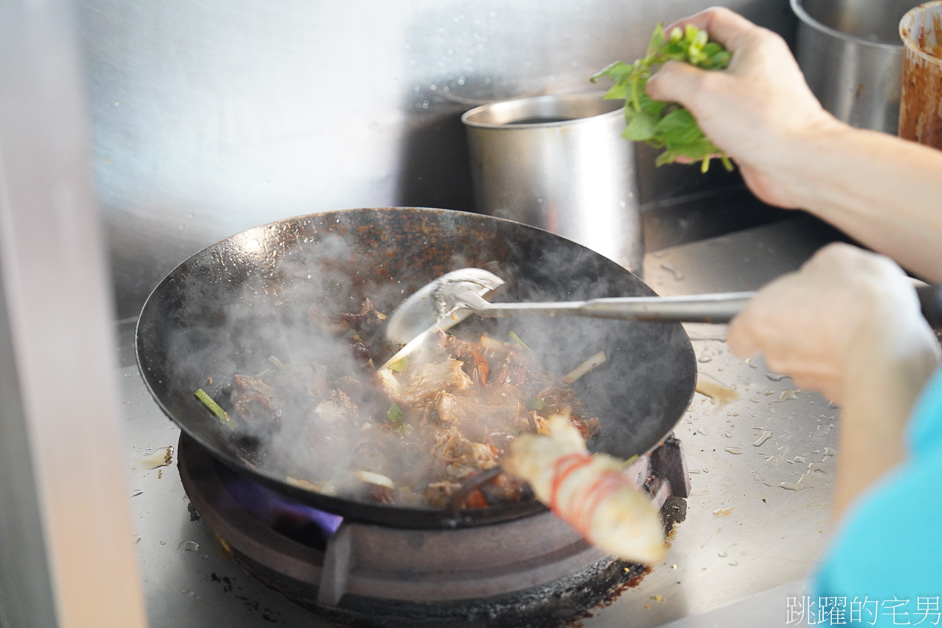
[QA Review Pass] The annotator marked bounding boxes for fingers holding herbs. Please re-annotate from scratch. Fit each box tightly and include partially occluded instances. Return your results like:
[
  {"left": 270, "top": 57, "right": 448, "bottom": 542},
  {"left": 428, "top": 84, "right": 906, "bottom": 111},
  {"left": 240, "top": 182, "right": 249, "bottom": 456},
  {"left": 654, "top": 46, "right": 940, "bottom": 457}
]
[{"left": 591, "top": 23, "right": 732, "bottom": 172}]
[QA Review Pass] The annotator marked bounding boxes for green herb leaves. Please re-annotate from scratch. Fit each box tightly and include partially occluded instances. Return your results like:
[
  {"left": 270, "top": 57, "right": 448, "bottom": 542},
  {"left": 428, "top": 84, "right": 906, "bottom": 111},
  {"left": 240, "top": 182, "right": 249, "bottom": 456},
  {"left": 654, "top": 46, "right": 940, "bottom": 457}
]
[{"left": 591, "top": 24, "right": 733, "bottom": 172}]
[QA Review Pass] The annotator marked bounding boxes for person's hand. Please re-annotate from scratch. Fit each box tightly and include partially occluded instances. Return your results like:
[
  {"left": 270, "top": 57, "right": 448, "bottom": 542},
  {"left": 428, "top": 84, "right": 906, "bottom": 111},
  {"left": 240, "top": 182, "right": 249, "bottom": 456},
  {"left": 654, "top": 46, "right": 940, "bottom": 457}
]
[
  {"left": 727, "top": 243, "right": 939, "bottom": 404},
  {"left": 731, "top": 243, "right": 941, "bottom": 516},
  {"left": 645, "top": 7, "right": 842, "bottom": 208}
]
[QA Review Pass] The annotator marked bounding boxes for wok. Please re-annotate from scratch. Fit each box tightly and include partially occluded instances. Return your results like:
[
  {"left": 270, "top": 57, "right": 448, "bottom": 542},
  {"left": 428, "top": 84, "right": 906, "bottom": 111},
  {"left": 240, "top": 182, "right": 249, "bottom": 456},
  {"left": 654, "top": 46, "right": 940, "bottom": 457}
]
[{"left": 135, "top": 207, "right": 697, "bottom": 528}]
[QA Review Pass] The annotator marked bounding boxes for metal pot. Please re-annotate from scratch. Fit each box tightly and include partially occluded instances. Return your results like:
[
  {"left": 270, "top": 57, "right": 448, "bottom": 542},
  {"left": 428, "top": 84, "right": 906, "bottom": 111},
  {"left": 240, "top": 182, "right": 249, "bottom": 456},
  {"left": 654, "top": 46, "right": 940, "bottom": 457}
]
[
  {"left": 791, "top": 0, "right": 922, "bottom": 134},
  {"left": 461, "top": 92, "right": 643, "bottom": 274}
]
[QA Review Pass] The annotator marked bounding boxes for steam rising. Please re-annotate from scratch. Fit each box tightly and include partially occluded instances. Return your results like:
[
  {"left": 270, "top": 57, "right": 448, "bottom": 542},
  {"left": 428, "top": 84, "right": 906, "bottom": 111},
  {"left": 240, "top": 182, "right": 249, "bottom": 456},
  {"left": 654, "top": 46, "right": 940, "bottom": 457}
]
[{"left": 151, "top": 210, "right": 695, "bottom": 513}]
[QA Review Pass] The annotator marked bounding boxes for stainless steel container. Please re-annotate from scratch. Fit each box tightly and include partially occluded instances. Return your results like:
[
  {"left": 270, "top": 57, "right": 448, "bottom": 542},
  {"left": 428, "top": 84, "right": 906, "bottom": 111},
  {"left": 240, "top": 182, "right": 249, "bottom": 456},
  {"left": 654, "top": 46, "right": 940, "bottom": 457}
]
[
  {"left": 461, "top": 92, "right": 642, "bottom": 274},
  {"left": 791, "top": 0, "right": 921, "bottom": 134}
]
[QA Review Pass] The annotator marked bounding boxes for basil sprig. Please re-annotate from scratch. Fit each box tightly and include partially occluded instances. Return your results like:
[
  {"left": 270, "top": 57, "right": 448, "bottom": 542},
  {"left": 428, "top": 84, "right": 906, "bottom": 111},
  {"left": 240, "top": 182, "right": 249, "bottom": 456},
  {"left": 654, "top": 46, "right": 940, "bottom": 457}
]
[{"left": 591, "top": 24, "right": 733, "bottom": 172}]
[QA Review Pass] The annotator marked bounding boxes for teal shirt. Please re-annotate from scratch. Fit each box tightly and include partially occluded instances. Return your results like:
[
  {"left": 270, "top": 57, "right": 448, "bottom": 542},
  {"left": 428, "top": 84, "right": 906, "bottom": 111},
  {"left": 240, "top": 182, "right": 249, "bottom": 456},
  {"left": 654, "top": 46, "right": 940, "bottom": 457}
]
[{"left": 812, "top": 366, "right": 942, "bottom": 625}]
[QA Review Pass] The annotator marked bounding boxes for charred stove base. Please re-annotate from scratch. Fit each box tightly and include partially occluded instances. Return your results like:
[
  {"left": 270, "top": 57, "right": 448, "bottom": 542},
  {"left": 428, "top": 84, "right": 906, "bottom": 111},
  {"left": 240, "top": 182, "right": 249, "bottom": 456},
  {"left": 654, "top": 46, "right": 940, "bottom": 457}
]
[{"left": 178, "top": 433, "right": 688, "bottom": 627}]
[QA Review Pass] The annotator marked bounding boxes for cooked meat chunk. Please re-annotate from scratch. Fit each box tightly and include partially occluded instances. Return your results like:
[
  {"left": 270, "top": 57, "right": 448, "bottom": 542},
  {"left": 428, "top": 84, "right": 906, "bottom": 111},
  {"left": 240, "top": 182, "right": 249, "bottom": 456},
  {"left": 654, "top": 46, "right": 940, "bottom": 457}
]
[
  {"left": 231, "top": 374, "right": 283, "bottom": 424},
  {"left": 397, "top": 358, "right": 473, "bottom": 407},
  {"left": 314, "top": 388, "right": 358, "bottom": 423}
]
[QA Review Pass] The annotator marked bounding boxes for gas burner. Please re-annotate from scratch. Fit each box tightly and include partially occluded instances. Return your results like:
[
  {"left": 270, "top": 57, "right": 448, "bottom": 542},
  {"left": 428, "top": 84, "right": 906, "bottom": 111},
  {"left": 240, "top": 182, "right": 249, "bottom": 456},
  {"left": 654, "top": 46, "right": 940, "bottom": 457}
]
[{"left": 178, "top": 432, "right": 690, "bottom": 627}]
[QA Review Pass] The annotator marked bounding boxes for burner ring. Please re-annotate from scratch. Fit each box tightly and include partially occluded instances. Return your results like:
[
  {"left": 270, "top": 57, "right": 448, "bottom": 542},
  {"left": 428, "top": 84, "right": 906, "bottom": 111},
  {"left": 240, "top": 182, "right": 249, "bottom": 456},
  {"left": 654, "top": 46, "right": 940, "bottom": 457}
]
[{"left": 177, "top": 431, "right": 681, "bottom": 626}]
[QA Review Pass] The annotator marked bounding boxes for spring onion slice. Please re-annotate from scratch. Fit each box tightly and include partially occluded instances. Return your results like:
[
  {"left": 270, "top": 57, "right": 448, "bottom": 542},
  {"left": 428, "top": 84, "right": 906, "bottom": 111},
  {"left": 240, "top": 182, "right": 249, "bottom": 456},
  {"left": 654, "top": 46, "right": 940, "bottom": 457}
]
[
  {"left": 195, "top": 388, "right": 233, "bottom": 427},
  {"left": 508, "top": 330, "right": 531, "bottom": 351},
  {"left": 388, "top": 357, "right": 409, "bottom": 373},
  {"left": 387, "top": 402, "right": 404, "bottom": 423},
  {"left": 267, "top": 355, "right": 288, "bottom": 371},
  {"left": 563, "top": 351, "right": 607, "bottom": 384}
]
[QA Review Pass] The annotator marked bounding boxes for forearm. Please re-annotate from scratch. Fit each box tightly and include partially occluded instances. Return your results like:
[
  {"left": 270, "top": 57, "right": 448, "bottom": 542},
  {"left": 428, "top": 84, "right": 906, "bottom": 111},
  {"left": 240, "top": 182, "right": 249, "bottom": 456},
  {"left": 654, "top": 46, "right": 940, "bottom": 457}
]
[
  {"left": 645, "top": 8, "right": 942, "bottom": 280},
  {"left": 772, "top": 120, "right": 942, "bottom": 282}
]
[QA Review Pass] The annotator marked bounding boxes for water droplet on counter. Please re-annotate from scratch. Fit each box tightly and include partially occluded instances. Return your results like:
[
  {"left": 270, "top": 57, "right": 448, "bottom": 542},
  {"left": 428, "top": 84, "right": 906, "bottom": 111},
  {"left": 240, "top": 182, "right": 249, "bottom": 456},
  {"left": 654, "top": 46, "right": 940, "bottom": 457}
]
[
  {"left": 728, "top": 560, "right": 739, "bottom": 566},
  {"left": 130, "top": 489, "right": 143, "bottom": 498},
  {"left": 178, "top": 541, "right": 199, "bottom": 553},
  {"left": 724, "top": 447, "right": 744, "bottom": 455},
  {"left": 766, "top": 372, "right": 790, "bottom": 382},
  {"left": 133, "top": 536, "right": 141, "bottom": 545},
  {"left": 753, "top": 430, "right": 773, "bottom": 447},
  {"left": 698, "top": 355, "right": 713, "bottom": 363},
  {"left": 724, "top": 431, "right": 733, "bottom": 438},
  {"left": 780, "top": 389, "right": 799, "bottom": 401},
  {"left": 696, "top": 376, "right": 739, "bottom": 407},
  {"left": 717, "top": 551, "right": 728, "bottom": 558}
]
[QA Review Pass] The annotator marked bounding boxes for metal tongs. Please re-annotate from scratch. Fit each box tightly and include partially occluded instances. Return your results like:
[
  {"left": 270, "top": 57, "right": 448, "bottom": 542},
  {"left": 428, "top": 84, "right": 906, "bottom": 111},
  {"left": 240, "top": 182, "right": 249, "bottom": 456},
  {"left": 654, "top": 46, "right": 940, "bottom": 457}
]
[{"left": 369, "top": 268, "right": 753, "bottom": 369}]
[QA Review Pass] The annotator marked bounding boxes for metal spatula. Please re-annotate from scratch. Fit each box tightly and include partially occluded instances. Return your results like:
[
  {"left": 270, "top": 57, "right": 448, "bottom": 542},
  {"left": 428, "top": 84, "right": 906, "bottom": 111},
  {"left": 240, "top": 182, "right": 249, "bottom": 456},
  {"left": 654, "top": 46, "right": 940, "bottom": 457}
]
[
  {"left": 369, "top": 267, "right": 942, "bottom": 370},
  {"left": 368, "top": 268, "right": 753, "bottom": 369}
]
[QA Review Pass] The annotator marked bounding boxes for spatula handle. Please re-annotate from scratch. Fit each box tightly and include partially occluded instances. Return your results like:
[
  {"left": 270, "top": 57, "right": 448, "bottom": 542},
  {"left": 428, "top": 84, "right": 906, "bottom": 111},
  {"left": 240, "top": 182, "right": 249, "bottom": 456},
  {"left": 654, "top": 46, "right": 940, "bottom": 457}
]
[
  {"left": 477, "top": 292, "right": 755, "bottom": 324},
  {"left": 479, "top": 285, "right": 942, "bottom": 327}
]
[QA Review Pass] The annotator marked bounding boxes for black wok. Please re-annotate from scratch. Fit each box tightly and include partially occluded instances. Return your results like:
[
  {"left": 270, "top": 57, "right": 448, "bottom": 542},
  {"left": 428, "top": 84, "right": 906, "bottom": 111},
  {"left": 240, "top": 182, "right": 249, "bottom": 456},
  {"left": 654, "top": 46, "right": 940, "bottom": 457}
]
[{"left": 135, "top": 207, "right": 697, "bottom": 528}]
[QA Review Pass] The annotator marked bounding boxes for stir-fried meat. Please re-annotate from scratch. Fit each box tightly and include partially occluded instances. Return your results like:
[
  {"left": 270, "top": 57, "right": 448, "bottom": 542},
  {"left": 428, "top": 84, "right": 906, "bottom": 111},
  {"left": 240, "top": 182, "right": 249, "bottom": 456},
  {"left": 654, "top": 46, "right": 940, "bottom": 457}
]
[
  {"left": 231, "top": 374, "right": 283, "bottom": 424},
  {"left": 437, "top": 332, "right": 492, "bottom": 385},
  {"left": 340, "top": 298, "right": 385, "bottom": 337},
  {"left": 488, "top": 349, "right": 548, "bottom": 391},
  {"left": 479, "top": 470, "right": 528, "bottom": 504},
  {"left": 392, "top": 358, "right": 473, "bottom": 408},
  {"left": 313, "top": 388, "right": 358, "bottom": 424},
  {"left": 222, "top": 299, "right": 602, "bottom": 510},
  {"left": 433, "top": 391, "right": 521, "bottom": 442},
  {"left": 426, "top": 481, "right": 462, "bottom": 508}
]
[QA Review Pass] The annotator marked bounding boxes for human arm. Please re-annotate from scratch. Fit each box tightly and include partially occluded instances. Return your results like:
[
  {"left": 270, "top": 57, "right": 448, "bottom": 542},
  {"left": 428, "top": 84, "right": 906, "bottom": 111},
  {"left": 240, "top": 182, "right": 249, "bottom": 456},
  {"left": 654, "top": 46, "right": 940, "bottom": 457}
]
[
  {"left": 645, "top": 8, "right": 942, "bottom": 282},
  {"left": 726, "top": 243, "right": 940, "bottom": 518}
]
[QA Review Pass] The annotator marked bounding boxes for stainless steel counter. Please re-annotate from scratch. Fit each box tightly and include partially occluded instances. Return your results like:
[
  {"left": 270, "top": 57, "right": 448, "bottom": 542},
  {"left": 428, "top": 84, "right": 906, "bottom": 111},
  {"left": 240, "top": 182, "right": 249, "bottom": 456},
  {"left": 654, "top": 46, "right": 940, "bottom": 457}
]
[{"left": 118, "top": 215, "right": 845, "bottom": 627}]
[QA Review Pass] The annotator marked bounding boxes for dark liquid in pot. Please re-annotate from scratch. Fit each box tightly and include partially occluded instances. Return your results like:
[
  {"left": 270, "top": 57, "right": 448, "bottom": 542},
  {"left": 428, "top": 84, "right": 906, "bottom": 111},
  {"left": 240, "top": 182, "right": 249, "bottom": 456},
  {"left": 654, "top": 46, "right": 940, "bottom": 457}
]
[{"left": 506, "top": 116, "right": 577, "bottom": 125}]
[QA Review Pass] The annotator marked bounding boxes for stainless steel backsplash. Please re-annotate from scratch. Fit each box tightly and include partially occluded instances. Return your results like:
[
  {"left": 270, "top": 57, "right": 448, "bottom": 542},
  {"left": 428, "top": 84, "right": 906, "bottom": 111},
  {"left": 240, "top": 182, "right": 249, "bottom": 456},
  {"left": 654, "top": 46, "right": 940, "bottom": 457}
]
[{"left": 74, "top": 0, "right": 795, "bottom": 319}]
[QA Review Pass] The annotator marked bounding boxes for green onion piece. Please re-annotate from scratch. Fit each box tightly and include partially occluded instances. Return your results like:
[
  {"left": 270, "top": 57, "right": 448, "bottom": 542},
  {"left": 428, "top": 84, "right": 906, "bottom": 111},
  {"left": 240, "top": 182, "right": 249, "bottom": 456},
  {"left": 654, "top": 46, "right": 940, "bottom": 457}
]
[
  {"left": 622, "top": 454, "right": 640, "bottom": 467},
  {"left": 388, "top": 357, "right": 409, "bottom": 373},
  {"left": 527, "top": 398, "right": 548, "bottom": 411},
  {"left": 508, "top": 330, "right": 532, "bottom": 351},
  {"left": 387, "top": 402, "right": 404, "bottom": 423},
  {"left": 267, "top": 355, "right": 288, "bottom": 370},
  {"left": 195, "top": 388, "right": 232, "bottom": 427}
]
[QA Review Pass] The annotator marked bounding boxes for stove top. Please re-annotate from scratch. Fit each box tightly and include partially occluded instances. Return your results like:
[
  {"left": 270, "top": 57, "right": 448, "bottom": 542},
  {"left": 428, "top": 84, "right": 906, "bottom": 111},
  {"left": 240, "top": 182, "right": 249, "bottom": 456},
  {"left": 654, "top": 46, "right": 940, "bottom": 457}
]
[
  {"left": 120, "top": 218, "right": 842, "bottom": 627},
  {"left": 177, "top": 430, "right": 689, "bottom": 627}
]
